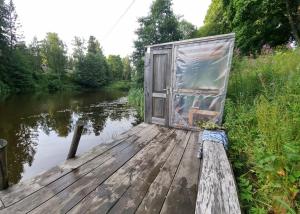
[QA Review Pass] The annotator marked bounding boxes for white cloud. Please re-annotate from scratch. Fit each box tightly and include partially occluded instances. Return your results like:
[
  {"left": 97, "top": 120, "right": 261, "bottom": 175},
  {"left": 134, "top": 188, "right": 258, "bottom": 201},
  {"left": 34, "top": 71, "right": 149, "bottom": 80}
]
[{"left": 13, "top": 0, "right": 211, "bottom": 56}]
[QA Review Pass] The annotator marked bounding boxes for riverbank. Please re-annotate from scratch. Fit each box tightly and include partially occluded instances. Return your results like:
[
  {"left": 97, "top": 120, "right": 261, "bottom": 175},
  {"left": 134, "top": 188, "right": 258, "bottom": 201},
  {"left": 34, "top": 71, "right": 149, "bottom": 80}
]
[
  {"left": 125, "top": 48, "right": 300, "bottom": 213},
  {"left": 0, "top": 78, "right": 131, "bottom": 101}
]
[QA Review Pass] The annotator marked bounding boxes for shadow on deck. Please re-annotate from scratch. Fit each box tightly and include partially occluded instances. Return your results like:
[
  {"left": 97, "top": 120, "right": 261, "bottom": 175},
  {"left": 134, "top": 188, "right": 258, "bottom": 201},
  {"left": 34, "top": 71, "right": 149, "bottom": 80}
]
[{"left": 0, "top": 123, "right": 201, "bottom": 214}]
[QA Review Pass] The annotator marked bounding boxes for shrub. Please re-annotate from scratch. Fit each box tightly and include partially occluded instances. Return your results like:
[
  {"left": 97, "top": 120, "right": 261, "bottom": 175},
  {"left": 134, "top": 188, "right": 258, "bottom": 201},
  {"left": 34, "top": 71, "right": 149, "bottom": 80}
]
[
  {"left": 224, "top": 48, "right": 300, "bottom": 213},
  {"left": 128, "top": 88, "right": 144, "bottom": 119}
]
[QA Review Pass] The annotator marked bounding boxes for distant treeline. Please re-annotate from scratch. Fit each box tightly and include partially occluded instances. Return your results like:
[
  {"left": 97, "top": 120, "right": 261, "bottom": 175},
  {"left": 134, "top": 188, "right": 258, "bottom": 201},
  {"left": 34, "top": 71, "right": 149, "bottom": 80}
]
[{"left": 0, "top": 0, "right": 132, "bottom": 98}]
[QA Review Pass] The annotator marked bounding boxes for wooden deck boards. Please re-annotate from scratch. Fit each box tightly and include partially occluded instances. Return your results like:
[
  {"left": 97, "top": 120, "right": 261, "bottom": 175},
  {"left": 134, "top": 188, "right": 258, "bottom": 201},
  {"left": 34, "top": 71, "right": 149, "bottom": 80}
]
[{"left": 0, "top": 123, "right": 201, "bottom": 214}]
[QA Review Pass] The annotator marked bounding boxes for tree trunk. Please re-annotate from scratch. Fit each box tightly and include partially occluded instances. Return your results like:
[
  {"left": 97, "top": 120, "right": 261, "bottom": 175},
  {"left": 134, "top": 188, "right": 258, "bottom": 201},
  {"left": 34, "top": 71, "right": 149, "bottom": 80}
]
[{"left": 285, "top": 0, "right": 300, "bottom": 44}]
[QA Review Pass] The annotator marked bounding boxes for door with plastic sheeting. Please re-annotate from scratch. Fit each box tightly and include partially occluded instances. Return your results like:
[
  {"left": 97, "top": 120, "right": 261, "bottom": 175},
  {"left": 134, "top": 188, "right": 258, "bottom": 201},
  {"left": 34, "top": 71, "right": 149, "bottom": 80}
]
[
  {"left": 170, "top": 35, "right": 235, "bottom": 129},
  {"left": 144, "top": 48, "right": 172, "bottom": 125}
]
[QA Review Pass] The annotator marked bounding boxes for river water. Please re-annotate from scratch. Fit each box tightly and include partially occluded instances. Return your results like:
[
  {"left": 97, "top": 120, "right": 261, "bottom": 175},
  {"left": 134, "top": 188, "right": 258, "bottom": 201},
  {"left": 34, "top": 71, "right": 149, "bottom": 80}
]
[{"left": 0, "top": 90, "right": 140, "bottom": 184}]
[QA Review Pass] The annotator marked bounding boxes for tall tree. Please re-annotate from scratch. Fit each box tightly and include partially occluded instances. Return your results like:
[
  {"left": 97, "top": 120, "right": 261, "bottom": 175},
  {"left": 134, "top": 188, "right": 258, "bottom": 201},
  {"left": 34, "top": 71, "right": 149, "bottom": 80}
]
[
  {"left": 6, "top": 0, "right": 20, "bottom": 50},
  {"left": 285, "top": 0, "right": 300, "bottom": 43},
  {"left": 72, "top": 36, "right": 85, "bottom": 62},
  {"left": 178, "top": 19, "right": 197, "bottom": 39},
  {"left": 41, "top": 33, "right": 67, "bottom": 78},
  {"left": 107, "top": 55, "right": 123, "bottom": 80},
  {"left": 74, "top": 36, "right": 108, "bottom": 87},
  {"left": 87, "top": 36, "right": 101, "bottom": 55},
  {"left": 28, "top": 37, "right": 42, "bottom": 73},
  {"left": 198, "top": 0, "right": 294, "bottom": 54},
  {"left": 132, "top": 0, "right": 182, "bottom": 87},
  {"left": 0, "top": 0, "right": 10, "bottom": 97},
  {"left": 122, "top": 56, "right": 132, "bottom": 81}
]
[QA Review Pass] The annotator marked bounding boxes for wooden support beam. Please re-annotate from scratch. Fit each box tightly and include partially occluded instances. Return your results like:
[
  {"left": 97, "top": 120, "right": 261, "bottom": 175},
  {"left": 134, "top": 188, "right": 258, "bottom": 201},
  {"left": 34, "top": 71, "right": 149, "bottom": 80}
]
[
  {"left": 67, "top": 122, "right": 84, "bottom": 159},
  {"left": 0, "top": 139, "right": 8, "bottom": 190}
]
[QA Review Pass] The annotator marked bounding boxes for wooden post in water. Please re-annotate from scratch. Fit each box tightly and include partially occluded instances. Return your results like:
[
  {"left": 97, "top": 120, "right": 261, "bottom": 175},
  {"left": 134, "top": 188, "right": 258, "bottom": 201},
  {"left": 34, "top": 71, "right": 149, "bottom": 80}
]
[
  {"left": 67, "top": 122, "right": 84, "bottom": 160},
  {"left": 0, "top": 139, "right": 8, "bottom": 190}
]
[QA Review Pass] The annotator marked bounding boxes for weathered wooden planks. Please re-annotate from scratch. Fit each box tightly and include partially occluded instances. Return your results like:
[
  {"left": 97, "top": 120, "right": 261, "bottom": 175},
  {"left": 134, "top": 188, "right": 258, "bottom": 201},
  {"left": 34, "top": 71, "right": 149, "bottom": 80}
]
[
  {"left": 28, "top": 125, "right": 161, "bottom": 214},
  {"left": 0, "top": 123, "right": 148, "bottom": 208},
  {"left": 107, "top": 130, "right": 191, "bottom": 214},
  {"left": 135, "top": 131, "right": 192, "bottom": 214},
  {"left": 0, "top": 124, "right": 207, "bottom": 214},
  {"left": 160, "top": 132, "right": 201, "bottom": 214},
  {"left": 0, "top": 123, "right": 151, "bottom": 212},
  {"left": 68, "top": 129, "right": 184, "bottom": 213},
  {"left": 145, "top": 48, "right": 172, "bottom": 126},
  {"left": 195, "top": 140, "right": 241, "bottom": 214}
]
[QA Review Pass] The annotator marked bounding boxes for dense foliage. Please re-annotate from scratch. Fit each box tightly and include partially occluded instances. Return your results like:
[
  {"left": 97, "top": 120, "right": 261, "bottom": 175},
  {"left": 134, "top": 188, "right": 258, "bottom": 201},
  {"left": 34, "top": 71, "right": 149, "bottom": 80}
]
[
  {"left": 197, "top": 0, "right": 300, "bottom": 54},
  {"left": 132, "top": 0, "right": 196, "bottom": 87},
  {"left": 225, "top": 48, "right": 300, "bottom": 213},
  {"left": 0, "top": 0, "right": 133, "bottom": 98},
  {"left": 74, "top": 36, "right": 109, "bottom": 88},
  {"left": 127, "top": 48, "right": 300, "bottom": 213}
]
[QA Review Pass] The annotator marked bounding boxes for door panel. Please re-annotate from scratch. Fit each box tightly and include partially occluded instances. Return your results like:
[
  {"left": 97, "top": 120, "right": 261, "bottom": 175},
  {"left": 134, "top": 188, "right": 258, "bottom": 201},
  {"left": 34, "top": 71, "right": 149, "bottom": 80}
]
[
  {"left": 152, "top": 97, "right": 165, "bottom": 118},
  {"left": 147, "top": 49, "right": 171, "bottom": 125},
  {"left": 153, "top": 54, "right": 167, "bottom": 92}
]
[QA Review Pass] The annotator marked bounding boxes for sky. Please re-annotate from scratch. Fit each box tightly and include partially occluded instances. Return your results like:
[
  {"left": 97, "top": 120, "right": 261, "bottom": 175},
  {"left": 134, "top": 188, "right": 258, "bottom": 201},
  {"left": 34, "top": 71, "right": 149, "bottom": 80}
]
[{"left": 13, "top": 0, "right": 211, "bottom": 57}]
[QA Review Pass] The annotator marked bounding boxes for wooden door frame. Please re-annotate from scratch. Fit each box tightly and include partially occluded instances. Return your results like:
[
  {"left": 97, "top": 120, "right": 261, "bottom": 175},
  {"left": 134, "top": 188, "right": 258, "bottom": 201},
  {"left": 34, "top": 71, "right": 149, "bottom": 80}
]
[{"left": 144, "top": 48, "right": 172, "bottom": 126}]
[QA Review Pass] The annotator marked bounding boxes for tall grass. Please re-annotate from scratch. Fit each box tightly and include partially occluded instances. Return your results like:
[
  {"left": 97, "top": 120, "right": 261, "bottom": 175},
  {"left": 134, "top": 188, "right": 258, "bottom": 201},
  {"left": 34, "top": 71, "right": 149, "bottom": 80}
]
[
  {"left": 224, "top": 48, "right": 300, "bottom": 213},
  {"left": 128, "top": 49, "right": 300, "bottom": 212},
  {"left": 128, "top": 88, "right": 144, "bottom": 119}
]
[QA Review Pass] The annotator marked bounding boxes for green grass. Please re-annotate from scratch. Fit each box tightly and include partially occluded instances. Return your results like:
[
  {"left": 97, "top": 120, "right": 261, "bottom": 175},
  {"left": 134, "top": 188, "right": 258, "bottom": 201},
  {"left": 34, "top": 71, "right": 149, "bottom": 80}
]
[
  {"left": 127, "top": 88, "right": 144, "bottom": 119},
  {"left": 224, "top": 48, "right": 300, "bottom": 213},
  {"left": 127, "top": 49, "right": 300, "bottom": 213},
  {"left": 104, "top": 80, "right": 131, "bottom": 91}
]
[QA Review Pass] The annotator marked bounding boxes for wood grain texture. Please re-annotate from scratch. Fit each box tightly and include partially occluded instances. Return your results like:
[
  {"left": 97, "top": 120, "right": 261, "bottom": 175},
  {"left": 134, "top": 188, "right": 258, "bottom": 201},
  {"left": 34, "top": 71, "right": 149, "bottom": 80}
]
[
  {"left": 0, "top": 123, "right": 148, "bottom": 211},
  {"left": 195, "top": 140, "right": 241, "bottom": 214},
  {"left": 153, "top": 54, "right": 167, "bottom": 93},
  {"left": 135, "top": 131, "right": 192, "bottom": 214},
  {"left": 144, "top": 52, "right": 152, "bottom": 123},
  {"left": 28, "top": 125, "right": 160, "bottom": 214},
  {"left": 107, "top": 129, "right": 189, "bottom": 214},
  {"left": 160, "top": 132, "right": 201, "bottom": 214},
  {"left": 68, "top": 128, "right": 182, "bottom": 214},
  {"left": 145, "top": 48, "right": 172, "bottom": 126},
  {"left": 0, "top": 124, "right": 206, "bottom": 214}
]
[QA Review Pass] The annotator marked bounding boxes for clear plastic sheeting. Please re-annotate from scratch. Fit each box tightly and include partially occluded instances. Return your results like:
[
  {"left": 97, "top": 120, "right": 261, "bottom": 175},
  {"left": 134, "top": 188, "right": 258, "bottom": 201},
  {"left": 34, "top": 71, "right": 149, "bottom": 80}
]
[{"left": 171, "top": 37, "right": 234, "bottom": 128}]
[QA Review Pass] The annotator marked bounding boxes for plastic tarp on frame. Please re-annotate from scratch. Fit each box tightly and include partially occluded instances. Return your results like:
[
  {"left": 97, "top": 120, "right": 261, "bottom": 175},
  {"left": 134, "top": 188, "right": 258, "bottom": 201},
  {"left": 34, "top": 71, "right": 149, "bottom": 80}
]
[{"left": 171, "top": 37, "right": 235, "bottom": 129}]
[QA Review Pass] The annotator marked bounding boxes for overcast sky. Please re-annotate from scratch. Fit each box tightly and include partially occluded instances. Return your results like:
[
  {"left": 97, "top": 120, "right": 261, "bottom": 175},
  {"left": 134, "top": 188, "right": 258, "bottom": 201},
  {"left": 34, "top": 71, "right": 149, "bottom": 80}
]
[{"left": 13, "top": 0, "right": 211, "bottom": 56}]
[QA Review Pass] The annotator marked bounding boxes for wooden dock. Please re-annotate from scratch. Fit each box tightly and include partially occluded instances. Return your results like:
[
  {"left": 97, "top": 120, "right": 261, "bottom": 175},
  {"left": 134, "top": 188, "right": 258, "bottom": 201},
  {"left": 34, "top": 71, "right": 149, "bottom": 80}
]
[
  {"left": 0, "top": 35, "right": 242, "bottom": 213},
  {"left": 0, "top": 123, "right": 202, "bottom": 214}
]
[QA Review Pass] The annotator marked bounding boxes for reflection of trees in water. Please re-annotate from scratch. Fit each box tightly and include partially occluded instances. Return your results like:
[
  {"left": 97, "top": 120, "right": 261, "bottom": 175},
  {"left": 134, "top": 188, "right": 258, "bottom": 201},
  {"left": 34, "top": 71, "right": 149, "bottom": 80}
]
[
  {"left": 0, "top": 91, "right": 138, "bottom": 184},
  {"left": 6, "top": 123, "right": 38, "bottom": 184}
]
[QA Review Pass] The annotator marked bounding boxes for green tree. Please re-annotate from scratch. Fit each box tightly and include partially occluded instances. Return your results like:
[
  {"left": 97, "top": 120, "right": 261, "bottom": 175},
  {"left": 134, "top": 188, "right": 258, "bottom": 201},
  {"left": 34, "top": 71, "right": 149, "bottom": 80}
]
[
  {"left": 132, "top": 0, "right": 182, "bottom": 87},
  {"left": 8, "top": 43, "right": 35, "bottom": 92},
  {"left": 28, "top": 37, "right": 42, "bottom": 73},
  {"left": 197, "top": 0, "right": 230, "bottom": 37},
  {"left": 7, "top": 0, "right": 20, "bottom": 50},
  {"left": 74, "top": 36, "right": 108, "bottom": 87},
  {"left": 72, "top": 36, "right": 85, "bottom": 63},
  {"left": 107, "top": 55, "right": 123, "bottom": 80},
  {"left": 122, "top": 56, "right": 132, "bottom": 81},
  {"left": 87, "top": 35, "right": 101, "bottom": 55},
  {"left": 0, "top": 0, "right": 10, "bottom": 96},
  {"left": 178, "top": 19, "right": 197, "bottom": 39},
  {"left": 41, "top": 33, "right": 67, "bottom": 78},
  {"left": 198, "top": 0, "right": 295, "bottom": 53}
]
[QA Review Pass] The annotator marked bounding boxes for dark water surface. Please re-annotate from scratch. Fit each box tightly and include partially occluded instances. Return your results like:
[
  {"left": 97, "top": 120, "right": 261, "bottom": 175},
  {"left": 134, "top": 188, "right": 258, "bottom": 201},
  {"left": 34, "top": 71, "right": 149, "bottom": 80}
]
[{"left": 0, "top": 90, "right": 139, "bottom": 184}]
